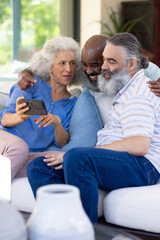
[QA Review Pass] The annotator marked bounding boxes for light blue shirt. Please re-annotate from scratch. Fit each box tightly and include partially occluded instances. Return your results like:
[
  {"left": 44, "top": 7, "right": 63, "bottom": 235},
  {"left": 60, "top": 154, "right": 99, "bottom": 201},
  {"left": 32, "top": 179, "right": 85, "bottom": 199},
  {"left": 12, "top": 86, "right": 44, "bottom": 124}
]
[
  {"left": 0, "top": 77, "right": 77, "bottom": 152},
  {"left": 144, "top": 62, "right": 160, "bottom": 81}
]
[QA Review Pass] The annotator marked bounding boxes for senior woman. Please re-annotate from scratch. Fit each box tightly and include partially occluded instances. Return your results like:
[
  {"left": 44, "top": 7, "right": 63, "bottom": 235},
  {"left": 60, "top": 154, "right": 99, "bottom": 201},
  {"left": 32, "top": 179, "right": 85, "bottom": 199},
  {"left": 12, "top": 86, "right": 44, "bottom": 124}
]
[{"left": 0, "top": 36, "right": 83, "bottom": 180}]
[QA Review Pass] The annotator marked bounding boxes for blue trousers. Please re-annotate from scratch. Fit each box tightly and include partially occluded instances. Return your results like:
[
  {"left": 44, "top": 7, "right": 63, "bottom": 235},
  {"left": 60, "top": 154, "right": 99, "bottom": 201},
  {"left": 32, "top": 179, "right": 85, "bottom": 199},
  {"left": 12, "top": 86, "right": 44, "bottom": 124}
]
[
  {"left": 63, "top": 147, "right": 160, "bottom": 222},
  {"left": 27, "top": 156, "right": 64, "bottom": 198},
  {"left": 27, "top": 147, "right": 159, "bottom": 222}
]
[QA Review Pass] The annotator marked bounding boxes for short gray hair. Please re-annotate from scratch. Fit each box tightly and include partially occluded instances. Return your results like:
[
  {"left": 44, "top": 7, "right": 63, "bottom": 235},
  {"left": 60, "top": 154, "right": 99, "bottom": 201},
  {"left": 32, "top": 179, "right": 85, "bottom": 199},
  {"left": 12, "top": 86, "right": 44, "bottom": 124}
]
[
  {"left": 107, "top": 32, "right": 149, "bottom": 69},
  {"left": 29, "top": 36, "right": 84, "bottom": 85}
]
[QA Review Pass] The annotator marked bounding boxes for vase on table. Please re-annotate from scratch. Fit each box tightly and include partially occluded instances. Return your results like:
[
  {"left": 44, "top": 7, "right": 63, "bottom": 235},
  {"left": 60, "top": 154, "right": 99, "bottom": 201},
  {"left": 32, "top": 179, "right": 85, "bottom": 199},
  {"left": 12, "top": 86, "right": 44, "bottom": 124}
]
[
  {"left": 27, "top": 184, "right": 95, "bottom": 240},
  {"left": 0, "top": 201, "right": 27, "bottom": 240}
]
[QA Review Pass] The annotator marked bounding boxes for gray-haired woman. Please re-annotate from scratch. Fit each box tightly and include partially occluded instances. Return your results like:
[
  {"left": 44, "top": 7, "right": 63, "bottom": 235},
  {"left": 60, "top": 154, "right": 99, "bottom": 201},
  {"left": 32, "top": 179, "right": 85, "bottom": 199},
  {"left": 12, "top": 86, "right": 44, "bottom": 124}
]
[{"left": 0, "top": 36, "right": 83, "bottom": 180}]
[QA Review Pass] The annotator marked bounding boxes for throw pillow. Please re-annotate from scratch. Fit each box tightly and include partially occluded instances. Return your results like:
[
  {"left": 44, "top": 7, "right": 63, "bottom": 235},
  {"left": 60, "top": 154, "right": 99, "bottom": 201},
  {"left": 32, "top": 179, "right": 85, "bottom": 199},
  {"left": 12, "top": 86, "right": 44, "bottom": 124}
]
[
  {"left": 90, "top": 91, "right": 114, "bottom": 126},
  {"left": 62, "top": 87, "right": 102, "bottom": 151},
  {"left": 44, "top": 87, "right": 103, "bottom": 152}
]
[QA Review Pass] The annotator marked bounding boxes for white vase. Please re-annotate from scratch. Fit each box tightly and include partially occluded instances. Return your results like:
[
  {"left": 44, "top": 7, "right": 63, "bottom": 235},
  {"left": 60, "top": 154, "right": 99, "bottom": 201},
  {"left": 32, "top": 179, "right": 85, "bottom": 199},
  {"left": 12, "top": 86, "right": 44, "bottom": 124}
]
[
  {"left": 0, "top": 201, "right": 27, "bottom": 240},
  {"left": 27, "top": 184, "right": 95, "bottom": 240}
]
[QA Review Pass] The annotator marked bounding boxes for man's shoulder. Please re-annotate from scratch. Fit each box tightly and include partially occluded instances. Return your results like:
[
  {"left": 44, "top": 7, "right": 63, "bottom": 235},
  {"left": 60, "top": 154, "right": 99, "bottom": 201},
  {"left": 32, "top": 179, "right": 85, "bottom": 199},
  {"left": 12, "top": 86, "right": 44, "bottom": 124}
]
[
  {"left": 131, "top": 70, "right": 151, "bottom": 94},
  {"left": 123, "top": 70, "right": 157, "bottom": 101}
]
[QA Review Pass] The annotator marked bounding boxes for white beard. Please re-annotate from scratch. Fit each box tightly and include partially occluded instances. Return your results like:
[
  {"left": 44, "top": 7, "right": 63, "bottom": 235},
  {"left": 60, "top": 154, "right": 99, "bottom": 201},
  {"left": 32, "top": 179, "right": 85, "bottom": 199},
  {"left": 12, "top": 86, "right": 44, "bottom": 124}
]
[{"left": 97, "top": 67, "right": 131, "bottom": 96}]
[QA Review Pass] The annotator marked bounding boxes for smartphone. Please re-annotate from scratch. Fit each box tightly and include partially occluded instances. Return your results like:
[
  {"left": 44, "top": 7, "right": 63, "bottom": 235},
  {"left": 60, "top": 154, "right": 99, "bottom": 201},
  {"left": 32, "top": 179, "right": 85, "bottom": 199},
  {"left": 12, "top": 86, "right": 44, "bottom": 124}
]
[{"left": 19, "top": 99, "right": 47, "bottom": 115}]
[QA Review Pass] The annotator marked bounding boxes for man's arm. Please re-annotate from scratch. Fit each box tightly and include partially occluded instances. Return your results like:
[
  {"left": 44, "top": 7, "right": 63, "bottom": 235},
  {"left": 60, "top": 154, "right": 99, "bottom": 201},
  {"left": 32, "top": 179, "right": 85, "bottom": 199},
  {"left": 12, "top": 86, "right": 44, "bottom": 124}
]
[
  {"left": 95, "top": 136, "right": 151, "bottom": 156},
  {"left": 18, "top": 68, "right": 37, "bottom": 90}
]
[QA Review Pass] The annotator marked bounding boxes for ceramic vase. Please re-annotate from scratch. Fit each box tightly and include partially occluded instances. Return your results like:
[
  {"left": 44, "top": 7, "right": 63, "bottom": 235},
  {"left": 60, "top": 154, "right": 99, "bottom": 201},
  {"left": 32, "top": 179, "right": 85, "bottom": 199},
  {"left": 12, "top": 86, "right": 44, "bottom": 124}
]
[
  {"left": 27, "top": 184, "right": 95, "bottom": 240},
  {"left": 0, "top": 201, "right": 27, "bottom": 240}
]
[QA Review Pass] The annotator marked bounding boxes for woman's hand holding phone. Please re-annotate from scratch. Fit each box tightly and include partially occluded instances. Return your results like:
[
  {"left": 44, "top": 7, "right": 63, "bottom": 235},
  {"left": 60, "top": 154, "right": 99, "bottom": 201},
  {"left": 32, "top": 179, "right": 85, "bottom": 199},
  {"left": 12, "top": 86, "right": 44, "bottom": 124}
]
[
  {"left": 16, "top": 97, "right": 60, "bottom": 128},
  {"left": 16, "top": 97, "right": 31, "bottom": 122}
]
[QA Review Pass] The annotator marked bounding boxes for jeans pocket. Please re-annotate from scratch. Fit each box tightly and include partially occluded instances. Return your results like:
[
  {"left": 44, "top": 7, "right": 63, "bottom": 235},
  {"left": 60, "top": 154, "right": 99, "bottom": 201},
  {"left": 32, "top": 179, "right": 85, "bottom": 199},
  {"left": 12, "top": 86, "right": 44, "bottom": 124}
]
[
  {"left": 147, "top": 167, "right": 159, "bottom": 185},
  {"left": 139, "top": 157, "right": 160, "bottom": 185}
]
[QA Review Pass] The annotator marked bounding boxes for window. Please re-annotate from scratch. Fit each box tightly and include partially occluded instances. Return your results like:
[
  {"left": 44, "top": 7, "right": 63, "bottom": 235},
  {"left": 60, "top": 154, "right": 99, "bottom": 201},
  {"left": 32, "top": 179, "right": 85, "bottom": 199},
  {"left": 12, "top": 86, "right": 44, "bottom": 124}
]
[
  {"left": 0, "top": 0, "right": 61, "bottom": 73},
  {"left": 19, "top": 0, "right": 60, "bottom": 61},
  {"left": 0, "top": 1, "right": 12, "bottom": 73}
]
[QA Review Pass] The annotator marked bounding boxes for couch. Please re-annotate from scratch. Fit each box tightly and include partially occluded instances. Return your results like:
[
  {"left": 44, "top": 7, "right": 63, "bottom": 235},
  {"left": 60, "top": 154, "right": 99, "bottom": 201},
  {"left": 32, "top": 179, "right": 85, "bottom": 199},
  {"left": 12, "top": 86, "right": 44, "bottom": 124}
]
[{"left": 0, "top": 79, "right": 160, "bottom": 234}]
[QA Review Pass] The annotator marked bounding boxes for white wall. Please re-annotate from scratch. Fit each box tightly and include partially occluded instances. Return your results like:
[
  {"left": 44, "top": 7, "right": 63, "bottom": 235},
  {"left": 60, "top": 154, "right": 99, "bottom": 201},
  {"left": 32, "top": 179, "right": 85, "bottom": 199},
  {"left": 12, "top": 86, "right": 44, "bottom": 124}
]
[
  {"left": 60, "top": 0, "right": 73, "bottom": 37},
  {"left": 80, "top": 0, "right": 102, "bottom": 47},
  {"left": 80, "top": 0, "right": 147, "bottom": 47}
]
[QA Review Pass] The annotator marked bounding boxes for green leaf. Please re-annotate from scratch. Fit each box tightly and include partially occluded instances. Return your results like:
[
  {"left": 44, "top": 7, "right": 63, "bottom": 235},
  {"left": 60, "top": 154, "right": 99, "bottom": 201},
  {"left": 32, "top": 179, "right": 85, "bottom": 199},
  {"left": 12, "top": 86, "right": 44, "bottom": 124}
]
[{"left": 100, "top": 6, "right": 151, "bottom": 37}]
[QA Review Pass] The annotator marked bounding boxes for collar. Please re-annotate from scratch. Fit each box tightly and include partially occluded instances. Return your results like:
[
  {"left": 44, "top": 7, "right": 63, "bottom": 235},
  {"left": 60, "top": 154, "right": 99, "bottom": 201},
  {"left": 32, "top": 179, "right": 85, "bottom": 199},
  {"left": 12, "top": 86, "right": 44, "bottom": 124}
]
[{"left": 113, "top": 69, "right": 144, "bottom": 103}]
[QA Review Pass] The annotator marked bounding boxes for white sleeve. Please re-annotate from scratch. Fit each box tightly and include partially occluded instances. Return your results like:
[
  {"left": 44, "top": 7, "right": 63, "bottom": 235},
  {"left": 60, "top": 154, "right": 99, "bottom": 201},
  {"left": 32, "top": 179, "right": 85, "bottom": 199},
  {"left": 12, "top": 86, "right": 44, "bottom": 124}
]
[{"left": 144, "top": 62, "right": 160, "bottom": 81}]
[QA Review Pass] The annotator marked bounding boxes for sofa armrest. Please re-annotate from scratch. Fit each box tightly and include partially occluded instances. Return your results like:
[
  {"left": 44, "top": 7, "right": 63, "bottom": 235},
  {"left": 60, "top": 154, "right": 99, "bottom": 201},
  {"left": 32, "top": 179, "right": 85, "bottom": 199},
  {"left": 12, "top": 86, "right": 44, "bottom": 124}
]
[
  {"left": 0, "top": 74, "right": 18, "bottom": 82},
  {"left": 11, "top": 177, "right": 36, "bottom": 213}
]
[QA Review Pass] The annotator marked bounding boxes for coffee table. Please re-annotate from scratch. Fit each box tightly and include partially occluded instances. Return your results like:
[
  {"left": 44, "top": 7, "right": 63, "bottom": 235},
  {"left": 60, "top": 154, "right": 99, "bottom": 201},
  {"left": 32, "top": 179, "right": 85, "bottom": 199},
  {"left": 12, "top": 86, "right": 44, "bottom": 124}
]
[
  {"left": 21, "top": 212, "right": 142, "bottom": 239},
  {"left": 94, "top": 224, "right": 142, "bottom": 240}
]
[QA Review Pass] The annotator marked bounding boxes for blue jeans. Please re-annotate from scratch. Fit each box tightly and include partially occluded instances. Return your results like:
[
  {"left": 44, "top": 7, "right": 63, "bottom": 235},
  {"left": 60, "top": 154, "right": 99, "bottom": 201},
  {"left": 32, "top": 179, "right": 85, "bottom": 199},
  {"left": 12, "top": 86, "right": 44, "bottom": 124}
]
[
  {"left": 63, "top": 147, "right": 160, "bottom": 223},
  {"left": 27, "top": 156, "right": 64, "bottom": 198}
]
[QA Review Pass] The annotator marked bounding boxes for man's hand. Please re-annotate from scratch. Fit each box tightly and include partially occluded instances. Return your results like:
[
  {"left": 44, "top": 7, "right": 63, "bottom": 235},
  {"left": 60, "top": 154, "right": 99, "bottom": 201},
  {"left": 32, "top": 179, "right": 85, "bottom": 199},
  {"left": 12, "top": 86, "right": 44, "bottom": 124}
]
[
  {"left": 147, "top": 78, "right": 160, "bottom": 97},
  {"left": 43, "top": 152, "right": 65, "bottom": 170},
  {"left": 18, "top": 68, "right": 37, "bottom": 90}
]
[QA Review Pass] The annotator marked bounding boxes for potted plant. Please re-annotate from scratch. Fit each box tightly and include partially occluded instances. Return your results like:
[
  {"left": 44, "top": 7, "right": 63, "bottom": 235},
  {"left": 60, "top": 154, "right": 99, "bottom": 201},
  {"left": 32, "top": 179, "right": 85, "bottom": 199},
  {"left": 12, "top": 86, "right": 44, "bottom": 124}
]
[
  {"left": 100, "top": 7, "right": 153, "bottom": 61},
  {"left": 100, "top": 7, "right": 150, "bottom": 38}
]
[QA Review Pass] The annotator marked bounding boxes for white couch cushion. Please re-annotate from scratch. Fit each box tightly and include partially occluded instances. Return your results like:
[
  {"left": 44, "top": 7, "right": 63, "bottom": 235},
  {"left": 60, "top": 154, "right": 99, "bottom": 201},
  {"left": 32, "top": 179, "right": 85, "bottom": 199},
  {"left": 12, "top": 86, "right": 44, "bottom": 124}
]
[
  {"left": 0, "top": 80, "right": 16, "bottom": 94},
  {"left": 0, "top": 92, "right": 9, "bottom": 110},
  {"left": 103, "top": 183, "right": 160, "bottom": 233},
  {"left": 11, "top": 177, "right": 107, "bottom": 217},
  {"left": 11, "top": 177, "right": 35, "bottom": 213},
  {"left": 0, "top": 81, "right": 16, "bottom": 108},
  {"left": 98, "top": 190, "right": 107, "bottom": 217}
]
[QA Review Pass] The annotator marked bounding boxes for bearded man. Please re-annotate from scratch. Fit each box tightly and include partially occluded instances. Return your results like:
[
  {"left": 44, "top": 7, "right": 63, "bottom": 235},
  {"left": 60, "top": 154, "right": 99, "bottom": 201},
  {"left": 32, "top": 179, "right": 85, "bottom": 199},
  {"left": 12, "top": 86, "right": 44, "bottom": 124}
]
[{"left": 62, "top": 32, "right": 160, "bottom": 223}]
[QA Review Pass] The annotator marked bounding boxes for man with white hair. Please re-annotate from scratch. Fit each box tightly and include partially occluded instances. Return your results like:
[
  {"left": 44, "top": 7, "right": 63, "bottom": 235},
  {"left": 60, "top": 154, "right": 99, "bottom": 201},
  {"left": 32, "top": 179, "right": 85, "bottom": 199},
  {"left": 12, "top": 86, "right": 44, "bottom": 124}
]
[{"left": 63, "top": 32, "right": 160, "bottom": 223}]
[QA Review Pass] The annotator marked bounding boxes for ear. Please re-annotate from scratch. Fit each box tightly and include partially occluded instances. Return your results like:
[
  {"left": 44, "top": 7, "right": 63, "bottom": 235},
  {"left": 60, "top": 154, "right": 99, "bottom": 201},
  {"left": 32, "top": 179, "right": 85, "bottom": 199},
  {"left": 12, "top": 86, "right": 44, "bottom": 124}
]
[
  {"left": 127, "top": 58, "right": 137, "bottom": 72},
  {"left": 50, "top": 65, "right": 53, "bottom": 74}
]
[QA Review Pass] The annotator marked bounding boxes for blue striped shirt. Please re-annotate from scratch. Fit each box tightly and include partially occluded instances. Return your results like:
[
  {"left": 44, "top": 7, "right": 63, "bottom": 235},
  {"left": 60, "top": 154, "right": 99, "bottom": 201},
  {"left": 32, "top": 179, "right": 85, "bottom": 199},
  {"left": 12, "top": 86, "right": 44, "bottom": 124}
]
[{"left": 97, "top": 69, "right": 160, "bottom": 173}]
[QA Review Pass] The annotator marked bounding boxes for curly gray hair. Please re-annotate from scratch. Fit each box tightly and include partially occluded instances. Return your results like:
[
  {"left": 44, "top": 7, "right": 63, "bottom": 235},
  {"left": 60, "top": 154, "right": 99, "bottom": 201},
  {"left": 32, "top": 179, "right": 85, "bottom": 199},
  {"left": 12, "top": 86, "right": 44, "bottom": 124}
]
[{"left": 29, "top": 36, "right": 86, "bottom": 85}]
